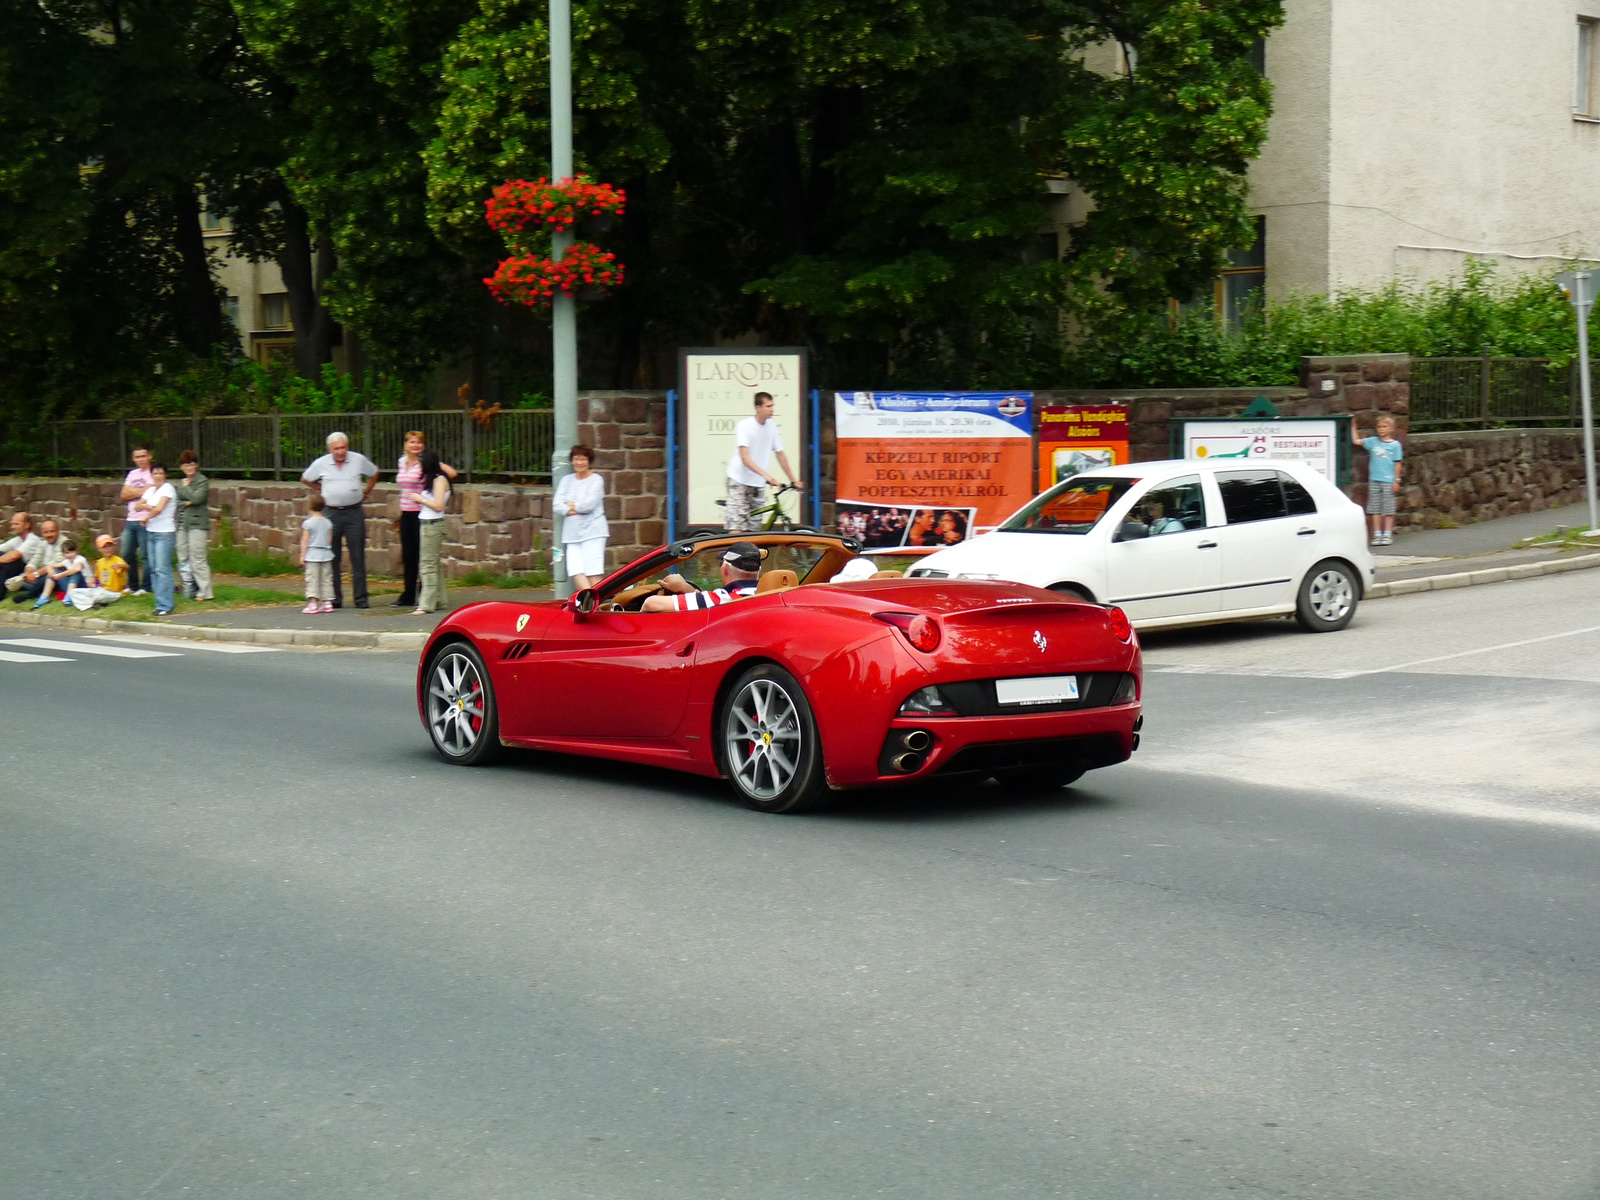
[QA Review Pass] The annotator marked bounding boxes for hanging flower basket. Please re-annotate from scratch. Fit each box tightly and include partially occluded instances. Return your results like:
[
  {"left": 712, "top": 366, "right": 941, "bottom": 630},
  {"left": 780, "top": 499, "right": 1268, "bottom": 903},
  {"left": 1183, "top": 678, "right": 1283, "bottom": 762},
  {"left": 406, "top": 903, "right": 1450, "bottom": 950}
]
[
  {"left": 485, "top": 242, "right": 625, "bottom": 310},
  {"left": 485, "top": 176, "right": 626, "bottom": 245}
]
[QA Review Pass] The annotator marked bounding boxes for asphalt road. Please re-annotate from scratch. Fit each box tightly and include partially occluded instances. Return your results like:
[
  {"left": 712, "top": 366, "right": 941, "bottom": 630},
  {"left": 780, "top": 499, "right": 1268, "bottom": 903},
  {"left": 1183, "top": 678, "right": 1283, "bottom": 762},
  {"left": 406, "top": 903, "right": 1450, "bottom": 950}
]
[{"left": 3, "top": 576, "right": 1599, "bottom": 1200}]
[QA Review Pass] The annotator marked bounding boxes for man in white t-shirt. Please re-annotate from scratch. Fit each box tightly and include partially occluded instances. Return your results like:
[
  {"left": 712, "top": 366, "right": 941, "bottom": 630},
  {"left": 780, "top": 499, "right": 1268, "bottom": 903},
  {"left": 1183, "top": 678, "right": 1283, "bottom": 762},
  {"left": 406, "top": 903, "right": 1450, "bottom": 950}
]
[
  {"left": 301, "top": 431, "right": 379, "bottom": 609},
  {"left": 724, "top": 392, "right": 801, "bottom": 532}
]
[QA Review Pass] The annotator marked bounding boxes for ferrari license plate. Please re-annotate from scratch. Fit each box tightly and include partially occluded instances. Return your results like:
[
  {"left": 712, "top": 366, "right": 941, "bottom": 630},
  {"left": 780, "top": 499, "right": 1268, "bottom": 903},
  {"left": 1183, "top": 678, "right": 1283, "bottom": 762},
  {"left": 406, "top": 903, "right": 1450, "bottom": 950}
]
[{"left": 995, "top": 675, "right": 1080, "bottom": 706}]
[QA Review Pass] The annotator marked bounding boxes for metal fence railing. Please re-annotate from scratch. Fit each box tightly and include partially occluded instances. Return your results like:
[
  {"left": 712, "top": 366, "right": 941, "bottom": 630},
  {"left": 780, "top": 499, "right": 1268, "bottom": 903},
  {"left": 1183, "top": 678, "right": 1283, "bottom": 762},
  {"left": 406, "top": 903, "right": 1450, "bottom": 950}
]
[
  {"left": 0, "top": 408, "right": 554, "bottom": 481},
  {"left": 1410, "top": 355, "right": 1577, "bottom": 430}
]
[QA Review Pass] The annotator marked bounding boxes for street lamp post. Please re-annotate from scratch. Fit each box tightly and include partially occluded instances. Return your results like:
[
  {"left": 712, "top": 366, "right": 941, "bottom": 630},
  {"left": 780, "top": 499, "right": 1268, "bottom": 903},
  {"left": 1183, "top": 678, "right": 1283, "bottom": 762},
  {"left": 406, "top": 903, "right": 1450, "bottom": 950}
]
[
  {"left": 549, "top": 0, "right": 576, "bottom": 598},
  {"left": 1557, "top": 270, "right": 1600, "bottom": 536}
]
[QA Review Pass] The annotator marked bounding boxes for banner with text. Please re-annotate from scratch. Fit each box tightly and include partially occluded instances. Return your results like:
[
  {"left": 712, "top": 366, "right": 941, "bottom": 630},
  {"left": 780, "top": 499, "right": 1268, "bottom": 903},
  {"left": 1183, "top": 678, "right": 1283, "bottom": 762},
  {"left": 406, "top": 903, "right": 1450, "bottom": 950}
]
[
  {"left": 1036, "top": 404, "right": 1130, "bottom": 488},
  {"left": 834, "top": 391, "right": 1033, "bottom": 543},
  {"left": 679, "top": 349, "right": 807, "bottom": 528}
]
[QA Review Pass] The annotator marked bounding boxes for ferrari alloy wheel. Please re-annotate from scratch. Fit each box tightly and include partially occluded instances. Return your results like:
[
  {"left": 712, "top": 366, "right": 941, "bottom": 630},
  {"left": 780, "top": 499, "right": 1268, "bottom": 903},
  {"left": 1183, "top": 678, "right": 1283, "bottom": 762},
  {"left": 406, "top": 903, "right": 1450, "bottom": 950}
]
[
  {"left": 719, "top": 664, "right": 830, "bottom": 814},
  {"left": 1295, "top": 559, "right": 1358, "bottom": 632},
  {"left": 425, "top": 642, "right": 502, "bottom": 765}
]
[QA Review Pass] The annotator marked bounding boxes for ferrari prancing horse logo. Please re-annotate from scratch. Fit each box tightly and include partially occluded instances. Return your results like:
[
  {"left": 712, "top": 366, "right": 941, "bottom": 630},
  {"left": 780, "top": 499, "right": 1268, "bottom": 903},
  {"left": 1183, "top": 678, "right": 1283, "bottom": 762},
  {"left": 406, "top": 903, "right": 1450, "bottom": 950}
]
[
  {"left": 515, "top": 613, "right": 530, "bottom": 633},
  {"left": 1033, "top": 630, "right": 1048, "bottom": 653}
]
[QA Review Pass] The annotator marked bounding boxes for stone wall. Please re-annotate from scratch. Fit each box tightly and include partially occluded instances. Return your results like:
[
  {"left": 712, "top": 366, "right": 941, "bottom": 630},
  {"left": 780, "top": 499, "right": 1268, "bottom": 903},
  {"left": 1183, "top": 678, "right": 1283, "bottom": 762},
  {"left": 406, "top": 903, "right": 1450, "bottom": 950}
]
[
  {"left": 1403, "top": 427, "right": 1600, "bottom": 527},
  {"left": 0, "top": 389, "right": 674, "bottom": 578}
]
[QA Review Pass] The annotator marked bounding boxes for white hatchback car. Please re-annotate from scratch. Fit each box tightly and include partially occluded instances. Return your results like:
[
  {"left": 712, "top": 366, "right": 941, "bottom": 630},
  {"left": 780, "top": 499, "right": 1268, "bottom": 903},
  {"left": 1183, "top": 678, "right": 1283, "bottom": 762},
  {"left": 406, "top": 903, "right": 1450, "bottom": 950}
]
[{"left": 906, "top": 460, "right": 1375, "bottom": 631}]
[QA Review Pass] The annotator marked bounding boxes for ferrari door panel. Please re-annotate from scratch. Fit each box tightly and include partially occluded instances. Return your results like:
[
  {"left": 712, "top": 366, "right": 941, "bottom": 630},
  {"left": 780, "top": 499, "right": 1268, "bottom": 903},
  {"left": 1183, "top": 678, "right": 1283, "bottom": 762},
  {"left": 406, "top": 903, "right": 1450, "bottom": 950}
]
[{"left": 534, "top": 608, "right": 708, "bottom": 738}]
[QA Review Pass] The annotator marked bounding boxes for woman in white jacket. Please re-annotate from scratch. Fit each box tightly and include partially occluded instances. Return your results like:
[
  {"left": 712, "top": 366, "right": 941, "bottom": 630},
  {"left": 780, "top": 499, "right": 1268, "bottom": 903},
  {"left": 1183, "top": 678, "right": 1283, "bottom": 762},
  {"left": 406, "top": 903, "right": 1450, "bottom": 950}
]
[{"left": 553, "top": 444, "right": 608, "bottom": 590}]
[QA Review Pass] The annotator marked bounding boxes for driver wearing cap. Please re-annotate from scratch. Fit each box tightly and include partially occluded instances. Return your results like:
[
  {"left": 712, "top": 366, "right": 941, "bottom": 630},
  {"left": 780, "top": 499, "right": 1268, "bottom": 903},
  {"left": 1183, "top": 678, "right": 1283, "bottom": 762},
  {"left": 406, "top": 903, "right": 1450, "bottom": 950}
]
[{"left": 642, "top": 542, "right": 763, "bottom": 612}]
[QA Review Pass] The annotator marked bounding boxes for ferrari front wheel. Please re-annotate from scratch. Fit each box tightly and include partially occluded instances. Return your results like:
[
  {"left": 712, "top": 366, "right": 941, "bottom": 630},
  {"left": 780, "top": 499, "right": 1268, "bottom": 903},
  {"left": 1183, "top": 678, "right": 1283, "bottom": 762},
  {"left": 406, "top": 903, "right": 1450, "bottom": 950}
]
[
  {"left": 719, "top": 664, "right": 830, "bottom": 814},
  {"left": 424, "top": 641, "right": 502, "bottom": 765}
]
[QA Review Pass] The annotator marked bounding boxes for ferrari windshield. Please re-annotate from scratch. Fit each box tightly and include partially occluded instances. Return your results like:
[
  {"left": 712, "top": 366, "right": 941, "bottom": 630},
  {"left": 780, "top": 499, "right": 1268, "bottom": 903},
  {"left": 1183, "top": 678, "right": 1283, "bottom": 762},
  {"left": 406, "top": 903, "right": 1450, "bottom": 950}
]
[{"left": 999, "top": 476, "right": 1139, "bottom": 534}]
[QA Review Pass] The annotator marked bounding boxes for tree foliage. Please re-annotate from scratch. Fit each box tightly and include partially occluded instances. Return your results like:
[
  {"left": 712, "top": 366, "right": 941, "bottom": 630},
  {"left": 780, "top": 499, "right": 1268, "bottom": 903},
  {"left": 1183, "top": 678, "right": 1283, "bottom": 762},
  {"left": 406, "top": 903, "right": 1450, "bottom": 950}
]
[{"left": 1, "top": 0, "right": 1286, "bottom": 423}]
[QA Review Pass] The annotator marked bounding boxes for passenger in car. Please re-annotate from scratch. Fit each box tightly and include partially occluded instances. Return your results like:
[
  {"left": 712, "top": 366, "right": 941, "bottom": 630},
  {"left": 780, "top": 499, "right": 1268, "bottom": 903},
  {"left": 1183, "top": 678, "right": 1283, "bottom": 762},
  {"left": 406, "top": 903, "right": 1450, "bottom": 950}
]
[{"left": 642, "top": 542, "right": 763, "bottom": 612}]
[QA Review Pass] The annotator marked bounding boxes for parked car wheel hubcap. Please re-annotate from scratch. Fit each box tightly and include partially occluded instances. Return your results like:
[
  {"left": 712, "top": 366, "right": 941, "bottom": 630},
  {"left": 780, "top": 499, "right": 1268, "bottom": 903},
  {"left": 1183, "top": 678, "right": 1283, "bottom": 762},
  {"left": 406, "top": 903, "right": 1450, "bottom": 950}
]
[
  {"left": 726, "top": 679, "right": 802, "bottom": 799},
  {"left": 429, "top": 652, "right": 485, "bottom": 755},
  {"left": 1309, "top": 570, "right": 1353, "bottom": 621}
]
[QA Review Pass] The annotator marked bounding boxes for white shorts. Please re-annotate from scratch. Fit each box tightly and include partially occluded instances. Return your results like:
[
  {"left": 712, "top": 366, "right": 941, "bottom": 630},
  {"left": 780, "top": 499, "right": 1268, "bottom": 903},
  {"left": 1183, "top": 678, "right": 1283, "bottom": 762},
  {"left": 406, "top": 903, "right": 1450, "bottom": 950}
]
[{"left": 566, "top": 537, "right": 607, "bottom": 578}]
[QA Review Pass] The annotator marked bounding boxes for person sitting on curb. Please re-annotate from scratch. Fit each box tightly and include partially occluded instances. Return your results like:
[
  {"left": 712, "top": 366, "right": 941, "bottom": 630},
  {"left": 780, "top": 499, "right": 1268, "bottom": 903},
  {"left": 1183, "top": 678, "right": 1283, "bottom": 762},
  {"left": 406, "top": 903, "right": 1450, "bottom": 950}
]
[
  {"left": 66, "top": 535, "right": 129, "bottom": 611},
  {"left": 642, "top": 542, "right": 763, "bottom": 612},
  {"left": 10, "top": 518, "right": 65, "bottom": 604},
  {"left": 0, "top": 512, "right": 44, "bottom": 595},
  {"left": 33, "top": 538, "right": 89, "bottom": 608}
]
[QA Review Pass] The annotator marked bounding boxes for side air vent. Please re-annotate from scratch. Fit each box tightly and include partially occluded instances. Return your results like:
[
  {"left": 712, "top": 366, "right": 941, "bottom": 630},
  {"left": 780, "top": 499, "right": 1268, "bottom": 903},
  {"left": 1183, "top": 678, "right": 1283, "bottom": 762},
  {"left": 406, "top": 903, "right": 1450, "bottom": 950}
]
[{"left": 501, "top": 641, "right": 536, "bottom": 661}]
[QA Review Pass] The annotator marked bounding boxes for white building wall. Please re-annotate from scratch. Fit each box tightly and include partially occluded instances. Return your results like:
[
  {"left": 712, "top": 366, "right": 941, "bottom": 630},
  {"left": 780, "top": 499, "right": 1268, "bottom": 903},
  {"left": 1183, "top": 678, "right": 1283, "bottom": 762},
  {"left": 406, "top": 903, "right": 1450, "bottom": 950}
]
[{"left": 1257, "top": 0, "right": 1600, "bottom": 299}]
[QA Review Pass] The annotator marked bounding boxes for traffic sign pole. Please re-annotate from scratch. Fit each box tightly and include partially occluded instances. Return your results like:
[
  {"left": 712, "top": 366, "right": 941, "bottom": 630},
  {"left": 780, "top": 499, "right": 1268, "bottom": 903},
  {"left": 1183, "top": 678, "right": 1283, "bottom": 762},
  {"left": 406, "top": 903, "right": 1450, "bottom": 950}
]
[{"left": 1557, "top": 270, "right": 1600, "bottom": 536}]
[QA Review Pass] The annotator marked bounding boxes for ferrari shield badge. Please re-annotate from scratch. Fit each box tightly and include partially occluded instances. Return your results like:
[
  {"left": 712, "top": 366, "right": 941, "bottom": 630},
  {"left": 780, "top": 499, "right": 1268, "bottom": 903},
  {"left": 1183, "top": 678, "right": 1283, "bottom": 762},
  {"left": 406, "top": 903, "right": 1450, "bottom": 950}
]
[{"left": 515, "top": 613, "right": 530, "bottom": 633}]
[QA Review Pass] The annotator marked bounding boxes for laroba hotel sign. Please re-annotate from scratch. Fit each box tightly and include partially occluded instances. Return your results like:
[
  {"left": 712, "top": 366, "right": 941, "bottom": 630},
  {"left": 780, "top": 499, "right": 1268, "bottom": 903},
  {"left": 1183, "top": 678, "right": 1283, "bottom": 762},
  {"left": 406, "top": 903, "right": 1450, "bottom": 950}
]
[{"left": 678, "top": 348, "right": 807, "bottom": 528}]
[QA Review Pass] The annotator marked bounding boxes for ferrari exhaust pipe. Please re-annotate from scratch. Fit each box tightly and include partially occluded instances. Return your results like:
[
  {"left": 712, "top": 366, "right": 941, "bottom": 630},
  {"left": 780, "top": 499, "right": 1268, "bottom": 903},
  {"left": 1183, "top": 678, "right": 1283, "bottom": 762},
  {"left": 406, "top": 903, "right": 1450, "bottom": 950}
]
[
  {"left": 901, "top": 729, "right": 932, "bottom": 752},
  {"left": 891, "top": 751, "right": 924, "bottom": 774}
]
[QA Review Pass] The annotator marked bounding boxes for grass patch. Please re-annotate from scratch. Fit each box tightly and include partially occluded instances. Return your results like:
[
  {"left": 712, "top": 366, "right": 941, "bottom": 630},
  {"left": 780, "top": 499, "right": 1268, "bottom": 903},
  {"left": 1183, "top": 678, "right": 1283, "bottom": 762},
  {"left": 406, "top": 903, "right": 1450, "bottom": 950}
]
[
  {"left": 451, "top": 566, "right": 552, "bottom": 589},
  {"left": 1516, "top": 526, "right": 1600, "bottom": 552},
  {"left": 11, "top": 582, "right": 306, "bottom": 622},
  {"left": 209, "top": 544, "right": 298, "bottom": 577}
]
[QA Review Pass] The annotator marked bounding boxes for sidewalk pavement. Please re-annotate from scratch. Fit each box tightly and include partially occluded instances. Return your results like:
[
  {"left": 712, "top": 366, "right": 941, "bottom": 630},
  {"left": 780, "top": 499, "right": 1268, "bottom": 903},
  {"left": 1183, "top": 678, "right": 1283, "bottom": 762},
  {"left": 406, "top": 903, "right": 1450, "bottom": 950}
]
[{"left": 1, "top": 506, "right": 1594, "bottom": 650}]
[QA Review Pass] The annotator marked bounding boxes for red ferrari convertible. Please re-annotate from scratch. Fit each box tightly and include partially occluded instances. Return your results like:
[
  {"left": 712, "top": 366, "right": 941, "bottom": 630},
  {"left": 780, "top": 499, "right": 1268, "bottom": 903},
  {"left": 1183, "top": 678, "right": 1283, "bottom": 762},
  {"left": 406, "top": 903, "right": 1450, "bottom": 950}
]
[{"left": 418, "top": 531, "right": 1142, "bottom": 813}]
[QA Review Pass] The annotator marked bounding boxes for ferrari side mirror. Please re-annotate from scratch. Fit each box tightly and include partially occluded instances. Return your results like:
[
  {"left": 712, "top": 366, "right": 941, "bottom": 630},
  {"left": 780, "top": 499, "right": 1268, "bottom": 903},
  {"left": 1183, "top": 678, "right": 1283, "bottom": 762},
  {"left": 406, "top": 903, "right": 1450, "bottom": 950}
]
[{"left": 572, "top": 588, "right": 599, "bottom": 618}]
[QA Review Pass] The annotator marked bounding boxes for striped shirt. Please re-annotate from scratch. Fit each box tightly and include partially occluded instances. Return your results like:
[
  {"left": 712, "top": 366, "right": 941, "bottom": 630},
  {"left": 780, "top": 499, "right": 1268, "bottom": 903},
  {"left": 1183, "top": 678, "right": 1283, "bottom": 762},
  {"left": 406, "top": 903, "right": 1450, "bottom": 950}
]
[
  {"left": 397, "top": 457, "right": 425, "bottom": 512},
  {"left": 670, "top": 579, "right": 758, "bottom": 611}
]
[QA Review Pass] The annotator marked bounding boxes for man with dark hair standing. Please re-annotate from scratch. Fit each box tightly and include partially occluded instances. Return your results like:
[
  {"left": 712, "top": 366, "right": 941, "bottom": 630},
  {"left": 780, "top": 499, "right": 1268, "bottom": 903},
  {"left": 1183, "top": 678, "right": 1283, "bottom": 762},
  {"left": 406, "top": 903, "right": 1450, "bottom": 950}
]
[
  {"left": 118, "top": 446, "right": 154, "bottom": 594},
  {"left": 724, "top": 391, "right": 801, "bottom": 532}
]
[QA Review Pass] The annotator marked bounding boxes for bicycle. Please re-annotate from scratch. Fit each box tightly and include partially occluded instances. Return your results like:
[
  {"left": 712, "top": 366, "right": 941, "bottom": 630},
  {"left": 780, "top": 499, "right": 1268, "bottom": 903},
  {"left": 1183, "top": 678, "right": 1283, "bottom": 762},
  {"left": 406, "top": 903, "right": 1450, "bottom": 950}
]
[{"left": 714, "top": 482, "right": 805, "bottom": 532}]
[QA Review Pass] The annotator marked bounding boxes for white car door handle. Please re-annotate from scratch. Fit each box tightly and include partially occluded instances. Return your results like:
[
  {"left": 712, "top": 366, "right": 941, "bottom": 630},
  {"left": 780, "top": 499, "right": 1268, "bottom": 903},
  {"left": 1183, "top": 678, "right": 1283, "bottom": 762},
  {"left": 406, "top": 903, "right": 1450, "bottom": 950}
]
[
  {"left": 1197, "top": 540, "right": 1218, "bottom": 549},
  {"left": 1297, "top": 527, "right": 1317, "bottom": 536}
]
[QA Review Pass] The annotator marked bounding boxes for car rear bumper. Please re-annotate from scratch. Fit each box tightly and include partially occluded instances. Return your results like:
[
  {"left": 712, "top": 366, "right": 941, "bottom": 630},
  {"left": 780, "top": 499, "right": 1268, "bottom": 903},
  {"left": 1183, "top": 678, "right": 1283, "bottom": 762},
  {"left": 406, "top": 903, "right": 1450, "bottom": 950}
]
[{"left": 834, "top": 702, "right": 1141, "bottom": 788}]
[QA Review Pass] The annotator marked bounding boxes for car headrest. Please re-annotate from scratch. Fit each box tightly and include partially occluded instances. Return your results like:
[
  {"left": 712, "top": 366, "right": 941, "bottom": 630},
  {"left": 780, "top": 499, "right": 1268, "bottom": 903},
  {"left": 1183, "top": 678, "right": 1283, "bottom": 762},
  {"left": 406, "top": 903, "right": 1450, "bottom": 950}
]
[
  {"left": 869, "top": 570, "right": 903, "bottom": 580},
  {"left": 757, "top": 569, "right": 798, "bottom": 593}
]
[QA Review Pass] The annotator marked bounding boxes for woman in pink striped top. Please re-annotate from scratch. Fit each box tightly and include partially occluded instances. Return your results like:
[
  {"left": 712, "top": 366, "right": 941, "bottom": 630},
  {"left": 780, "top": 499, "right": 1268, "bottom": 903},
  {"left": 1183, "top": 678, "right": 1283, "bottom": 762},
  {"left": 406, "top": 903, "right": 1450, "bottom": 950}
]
[{"left": 394, "top": 432, "right": 427, "bottom": 607}]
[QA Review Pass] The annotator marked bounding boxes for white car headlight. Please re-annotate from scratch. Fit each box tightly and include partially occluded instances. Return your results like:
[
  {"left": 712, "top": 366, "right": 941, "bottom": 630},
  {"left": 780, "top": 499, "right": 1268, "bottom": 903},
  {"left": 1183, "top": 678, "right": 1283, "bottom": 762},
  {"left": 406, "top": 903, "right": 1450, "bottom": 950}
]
[{"left": 957, "top": 572, "right": 1000, "bottom": 580}]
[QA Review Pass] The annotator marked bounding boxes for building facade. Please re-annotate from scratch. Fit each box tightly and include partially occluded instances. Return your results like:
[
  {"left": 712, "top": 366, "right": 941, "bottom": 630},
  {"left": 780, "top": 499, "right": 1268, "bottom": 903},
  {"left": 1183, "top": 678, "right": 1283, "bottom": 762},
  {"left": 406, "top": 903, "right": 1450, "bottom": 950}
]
[{"left": 1254, "top": 0, "right": 1600, "bottom": 301}]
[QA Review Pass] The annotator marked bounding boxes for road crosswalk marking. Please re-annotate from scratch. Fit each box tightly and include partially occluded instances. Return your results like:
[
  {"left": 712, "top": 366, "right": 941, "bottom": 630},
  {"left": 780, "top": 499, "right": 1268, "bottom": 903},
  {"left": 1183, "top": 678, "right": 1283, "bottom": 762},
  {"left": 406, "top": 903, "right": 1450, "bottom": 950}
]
[
  {"left": 0, "top": 637, "right": 181, "bottom": 659},
  {"left": 0, "top": 648, "right": 72, "bottom": 663},
  {"left": 91, "top": 634, "right": 280, "bottom": 654}
]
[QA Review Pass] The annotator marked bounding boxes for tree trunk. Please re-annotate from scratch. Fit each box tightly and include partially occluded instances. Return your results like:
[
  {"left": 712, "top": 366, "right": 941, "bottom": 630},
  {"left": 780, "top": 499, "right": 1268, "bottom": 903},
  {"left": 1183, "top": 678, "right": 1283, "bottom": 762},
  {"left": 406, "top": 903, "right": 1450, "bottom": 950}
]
[
  {"left": 172, "top": 185, "right": 225, "bottom": 355},
  {"left": 278, "top": 199, "right": 337, "bottom": 378}
]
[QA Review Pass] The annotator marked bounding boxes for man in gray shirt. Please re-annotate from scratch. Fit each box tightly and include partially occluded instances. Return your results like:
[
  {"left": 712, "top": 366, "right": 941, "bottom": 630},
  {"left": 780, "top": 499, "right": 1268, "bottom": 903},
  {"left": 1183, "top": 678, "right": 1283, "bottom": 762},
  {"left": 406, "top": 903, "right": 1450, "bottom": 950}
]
[{"left": 301, "top": 431, "right": 379, "bottom": 609}]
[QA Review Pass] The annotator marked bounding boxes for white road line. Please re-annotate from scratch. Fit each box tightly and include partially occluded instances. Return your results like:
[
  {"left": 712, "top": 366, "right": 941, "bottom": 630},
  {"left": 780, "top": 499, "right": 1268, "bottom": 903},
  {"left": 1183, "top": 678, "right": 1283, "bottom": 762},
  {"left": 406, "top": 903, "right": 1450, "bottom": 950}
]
[
  {"left": 0, "top": 637, "right": 181, "bottom": 659},
  {"left": 1148, "top": 623, "right": 1600, "bottom": 681},
  {"left": 0, "top": 649, "right": 73, "bottom": 663},
  {"left": 91, "top": 634, "right": 279, "bottom": 654},
  {"left": 1343, "top": 623, "right": 1600, "bottom": 677}
]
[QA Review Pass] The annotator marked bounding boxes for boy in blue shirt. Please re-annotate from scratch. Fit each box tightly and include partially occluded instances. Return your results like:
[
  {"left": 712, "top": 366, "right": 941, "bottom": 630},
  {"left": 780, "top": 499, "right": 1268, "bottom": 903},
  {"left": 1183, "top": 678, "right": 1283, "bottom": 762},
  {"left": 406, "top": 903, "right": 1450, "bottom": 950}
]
[{"left": 1352, "top": 415, "right": 1404, "bottom": 546}]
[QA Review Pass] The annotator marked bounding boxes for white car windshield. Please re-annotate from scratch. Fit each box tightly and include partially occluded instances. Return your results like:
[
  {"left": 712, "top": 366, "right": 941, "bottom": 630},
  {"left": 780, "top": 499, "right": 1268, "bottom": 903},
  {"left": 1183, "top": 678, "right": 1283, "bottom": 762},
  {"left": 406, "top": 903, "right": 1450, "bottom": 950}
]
[{"left": 999, "top": 476, "right": 1140, "bottom": 534}]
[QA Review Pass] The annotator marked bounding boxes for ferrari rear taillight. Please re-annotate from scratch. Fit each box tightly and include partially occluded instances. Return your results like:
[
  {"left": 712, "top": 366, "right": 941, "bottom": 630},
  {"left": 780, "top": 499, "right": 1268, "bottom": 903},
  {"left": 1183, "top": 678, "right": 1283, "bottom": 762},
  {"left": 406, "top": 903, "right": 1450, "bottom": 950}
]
[
  {"left": 1106, "top": 606, "right": 1133, "bottom": 642},
  {"left": 875, "top": 611, "right": 941, "bottom": 652}
]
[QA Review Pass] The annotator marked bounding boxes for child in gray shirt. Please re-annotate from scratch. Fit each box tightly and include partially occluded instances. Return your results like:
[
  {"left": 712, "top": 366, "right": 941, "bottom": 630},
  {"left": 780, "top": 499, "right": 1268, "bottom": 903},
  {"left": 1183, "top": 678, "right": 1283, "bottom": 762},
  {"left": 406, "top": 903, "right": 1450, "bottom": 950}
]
[{"left": 299, "top": 495, "right": 335, "bottom": 614}]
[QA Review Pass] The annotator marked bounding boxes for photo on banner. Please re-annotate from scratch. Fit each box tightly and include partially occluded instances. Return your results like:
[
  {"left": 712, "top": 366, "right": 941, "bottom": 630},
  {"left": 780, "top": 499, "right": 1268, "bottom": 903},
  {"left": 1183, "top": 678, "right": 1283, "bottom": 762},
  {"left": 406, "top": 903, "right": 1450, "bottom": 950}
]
[
  {"left": 834, "top": 391, "right": 1033, "bottom": 543},
  {"left": 835, "top": 502, "right": 979, "bottom": 549}
]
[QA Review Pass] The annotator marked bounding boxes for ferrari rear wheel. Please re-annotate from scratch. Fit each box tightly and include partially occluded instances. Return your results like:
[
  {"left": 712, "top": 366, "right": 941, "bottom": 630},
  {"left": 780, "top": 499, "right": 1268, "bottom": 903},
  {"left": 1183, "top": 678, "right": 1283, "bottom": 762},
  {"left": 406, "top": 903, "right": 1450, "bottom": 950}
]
[
  {"left": 424, "top": 641, "right": 502, "bottom": 765},
  {"left": 719, "top": 664, "right": 830, "bottom": 814}
]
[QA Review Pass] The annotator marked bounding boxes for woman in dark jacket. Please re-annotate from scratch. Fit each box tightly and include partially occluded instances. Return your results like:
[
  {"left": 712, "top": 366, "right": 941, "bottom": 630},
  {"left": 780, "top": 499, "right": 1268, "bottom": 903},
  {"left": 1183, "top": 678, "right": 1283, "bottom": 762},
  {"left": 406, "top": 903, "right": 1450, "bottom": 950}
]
[{"left": 174, "top": 449, "right": 213, "bottom": 600}]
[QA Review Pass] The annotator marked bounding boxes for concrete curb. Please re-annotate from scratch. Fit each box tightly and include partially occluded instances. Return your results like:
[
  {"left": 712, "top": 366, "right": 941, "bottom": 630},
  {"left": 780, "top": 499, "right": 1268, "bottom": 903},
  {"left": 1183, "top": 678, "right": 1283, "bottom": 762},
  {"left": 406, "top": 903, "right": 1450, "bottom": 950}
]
[
  {"left": 0, "top": 606, "right": 430, "bottom": 651},
  {"left": 1368, "top": 551, "right": 1600, "bottom": 598}
]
